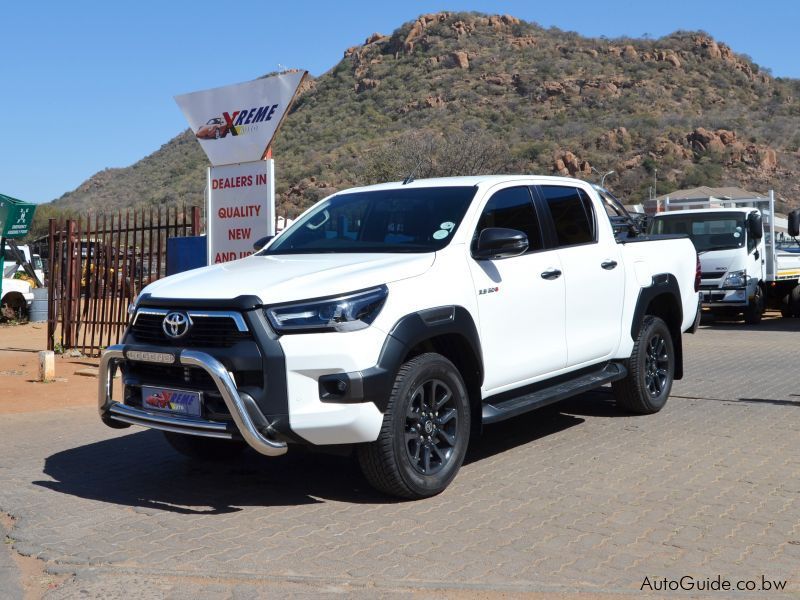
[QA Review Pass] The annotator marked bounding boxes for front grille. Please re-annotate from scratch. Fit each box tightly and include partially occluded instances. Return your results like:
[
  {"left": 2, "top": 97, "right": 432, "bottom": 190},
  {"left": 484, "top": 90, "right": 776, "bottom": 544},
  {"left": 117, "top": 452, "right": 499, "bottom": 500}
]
[
  {"left": 130, "top": 311, "right": 250, "bottom": 347},
  {"left": 701, "top": 272, "right": 725, "bottom": 279},
  {"left": 126, "top": 362, "right": 217, "bottom": 390},
  {"left": 122, "top": 362, "right": 264, "bottom": 421},
  {"left": 704, "top": 293, "right": 727, "bottom": 302}
]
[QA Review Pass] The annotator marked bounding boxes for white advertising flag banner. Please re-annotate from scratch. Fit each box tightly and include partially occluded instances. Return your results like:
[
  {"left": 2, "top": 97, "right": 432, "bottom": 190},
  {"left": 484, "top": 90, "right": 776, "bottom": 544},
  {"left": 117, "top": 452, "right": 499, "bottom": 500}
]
[
  {"left": 175, "top": 72, "right": 305, "bottom": 166},
  {"left": 207, "top": 160, "right": 274, "bottom": 265}
]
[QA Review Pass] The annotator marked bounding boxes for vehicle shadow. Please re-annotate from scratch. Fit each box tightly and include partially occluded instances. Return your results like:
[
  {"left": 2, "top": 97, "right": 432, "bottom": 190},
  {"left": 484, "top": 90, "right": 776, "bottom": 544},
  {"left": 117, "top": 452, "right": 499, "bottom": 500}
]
[
  {"left": 32, "top": 393, "right": 628, "bottom": 511},
  {"left": 699, "top": 311, "right": 800, "bottom": 332}
]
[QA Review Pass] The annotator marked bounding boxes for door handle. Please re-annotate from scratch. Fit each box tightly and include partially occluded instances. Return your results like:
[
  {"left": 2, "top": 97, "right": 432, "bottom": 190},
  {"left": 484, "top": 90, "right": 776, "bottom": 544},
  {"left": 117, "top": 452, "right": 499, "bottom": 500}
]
[
  {"left": 541, "top": 268, "right": 562, "bottom": 280},
  {"left": 601, "top": 260, "right": 618, "bottom": 270}
]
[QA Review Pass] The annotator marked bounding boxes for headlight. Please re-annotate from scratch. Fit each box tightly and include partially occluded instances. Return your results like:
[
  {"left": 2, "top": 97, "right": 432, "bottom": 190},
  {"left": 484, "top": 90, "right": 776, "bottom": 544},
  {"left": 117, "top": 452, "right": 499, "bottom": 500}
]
[
  {"left": 265, "top": 286, "right": 388, "bottom": 333},
  {"left": 723, "top": 270, "right": 747, "bottom": 288},
  {"left": 127, "top": 292, "right": 142, "bottom": 317}
]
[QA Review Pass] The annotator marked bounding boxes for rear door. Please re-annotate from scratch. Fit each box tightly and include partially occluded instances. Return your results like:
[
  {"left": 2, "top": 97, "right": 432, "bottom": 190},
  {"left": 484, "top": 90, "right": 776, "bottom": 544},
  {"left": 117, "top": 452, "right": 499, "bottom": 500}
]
[
  {"left": 468, "top": 185, "right": 567, "bottom": 393},
  {"left": 535, "top": 185, "right": 624, "bottom": 366}
]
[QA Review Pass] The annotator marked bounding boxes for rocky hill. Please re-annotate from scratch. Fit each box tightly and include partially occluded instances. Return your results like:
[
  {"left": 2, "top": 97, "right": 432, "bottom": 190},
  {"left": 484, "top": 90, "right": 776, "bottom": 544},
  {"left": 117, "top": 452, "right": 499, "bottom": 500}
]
[{"left": 41, "top": 11, "right": 800, "bottom": 232}]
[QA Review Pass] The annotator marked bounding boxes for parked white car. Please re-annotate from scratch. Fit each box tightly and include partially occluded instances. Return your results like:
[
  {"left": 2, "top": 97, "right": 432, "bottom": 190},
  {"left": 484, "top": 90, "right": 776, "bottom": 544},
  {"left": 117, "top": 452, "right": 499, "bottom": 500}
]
[{"left": 100, "top": 175, "right": 700, "bottom": 498}]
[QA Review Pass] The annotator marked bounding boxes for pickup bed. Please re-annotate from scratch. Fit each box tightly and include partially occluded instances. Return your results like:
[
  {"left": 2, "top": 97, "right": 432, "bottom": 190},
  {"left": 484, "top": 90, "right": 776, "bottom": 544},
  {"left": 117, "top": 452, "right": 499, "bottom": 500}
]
[{"left": 99, "top": 175, "right": 700, "bottom": 498}]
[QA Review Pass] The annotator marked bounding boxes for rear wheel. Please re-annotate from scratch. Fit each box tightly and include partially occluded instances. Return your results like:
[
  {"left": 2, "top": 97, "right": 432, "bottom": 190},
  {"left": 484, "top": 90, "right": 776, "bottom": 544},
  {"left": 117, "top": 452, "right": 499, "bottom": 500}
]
[
  {"left": 789, "top": 286, "right": 800, "bottom": 318},
  {"left": 163, "top": 432, "right": 247, "bottom": 461},
  {"left": 357, "top": 353, "right": 470, "bottom": 499},
  {"left": 780, "top": 292, "right": 793, "bottom": 318},
  {"left": 743, "top": 285, "right": 764, "bottom": 324},
  {"left": 612, "top": 315, "right": 674, "bottom": 414}
]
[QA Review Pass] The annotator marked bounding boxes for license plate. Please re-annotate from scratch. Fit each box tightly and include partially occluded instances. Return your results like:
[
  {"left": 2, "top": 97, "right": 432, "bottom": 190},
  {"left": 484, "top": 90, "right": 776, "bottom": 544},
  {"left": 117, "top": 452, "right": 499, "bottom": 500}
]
[{"left": 141, "top": 386, "right": 202, "bottom": 417}]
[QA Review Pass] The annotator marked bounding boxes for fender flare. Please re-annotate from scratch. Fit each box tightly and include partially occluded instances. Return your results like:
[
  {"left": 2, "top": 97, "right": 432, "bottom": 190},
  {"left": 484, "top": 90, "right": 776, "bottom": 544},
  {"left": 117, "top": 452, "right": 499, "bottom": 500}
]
[
  {"left": 354, "top": 306, "right": 484, "bottom": 412},
  {"left": 630, "top": 273, "right": 684, "bottom": 380}
]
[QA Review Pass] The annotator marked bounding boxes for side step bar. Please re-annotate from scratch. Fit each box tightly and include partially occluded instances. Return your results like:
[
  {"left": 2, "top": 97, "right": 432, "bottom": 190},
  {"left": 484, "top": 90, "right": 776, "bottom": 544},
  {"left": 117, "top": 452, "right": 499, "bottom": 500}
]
[{"left": 482, "top": 363, "right": 627, "bottom": 424}]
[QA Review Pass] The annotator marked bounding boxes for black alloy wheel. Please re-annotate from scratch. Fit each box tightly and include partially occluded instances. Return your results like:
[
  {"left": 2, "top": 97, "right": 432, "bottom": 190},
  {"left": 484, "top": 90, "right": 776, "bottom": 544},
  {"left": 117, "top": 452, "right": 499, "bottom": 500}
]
[
  {"left": 357, "top": 352, "right": 470, "bottom": 499},
  {"left": 612, "top": 315, "right": 674, "bottom": 414},
  {"left": 644, "top": 333, "right": 670, "bottom": 398},
  {"left": 404, "top": 378, "right": 459, "bottom": 475}
]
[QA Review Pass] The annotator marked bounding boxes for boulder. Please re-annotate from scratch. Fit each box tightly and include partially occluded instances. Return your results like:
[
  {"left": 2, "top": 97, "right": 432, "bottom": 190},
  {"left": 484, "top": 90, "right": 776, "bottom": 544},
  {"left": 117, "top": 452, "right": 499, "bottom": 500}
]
[
  {"left": 511, "top": 35, "right": 537, "bottom": 48},
  {"left": 596, "top": 127, "right": 631, "bottom": 152},
  {"left": 622, "top": 45, "right": 638, "bottom": 60},
  {"left": 354, "top": 78, "right": 380, "bottom": 93},
  {"left": 451, "top": 51, "right": 470, "bottom": 69},
  {"left": 553, "top": 151, "right": 590, "bottom": 176},
  {"left": 450, "top": 20, "right": 474, "bottom": 36},
  {"left": 620, "top": 155, "right": 643, "bottom": 170},
  {"left": 364, "top": 32, "right": 386, "bottom": 45},
  {"left": 759, "top": 148, "right": 778, "bottom": 171},
  {"left": 543, "top": 81, "right": 565, "bottom": 96}
]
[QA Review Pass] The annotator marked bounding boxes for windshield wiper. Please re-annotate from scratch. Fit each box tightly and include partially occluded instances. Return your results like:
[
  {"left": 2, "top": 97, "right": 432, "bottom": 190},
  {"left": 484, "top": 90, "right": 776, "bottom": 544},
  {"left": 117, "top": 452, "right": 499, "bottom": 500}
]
[{"left": 698, "top": 245, "right": 740, "bottom": 254}]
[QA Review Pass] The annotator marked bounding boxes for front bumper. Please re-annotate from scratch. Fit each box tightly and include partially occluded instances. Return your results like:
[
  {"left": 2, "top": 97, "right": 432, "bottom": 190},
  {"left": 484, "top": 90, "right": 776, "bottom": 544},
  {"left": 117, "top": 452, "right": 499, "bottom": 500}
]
[
  {"left": 699, "top": 287, "right": 748, "bottom": 308},
  {"left": 98, "top": 344, "right": 288, "bottom": 457}
]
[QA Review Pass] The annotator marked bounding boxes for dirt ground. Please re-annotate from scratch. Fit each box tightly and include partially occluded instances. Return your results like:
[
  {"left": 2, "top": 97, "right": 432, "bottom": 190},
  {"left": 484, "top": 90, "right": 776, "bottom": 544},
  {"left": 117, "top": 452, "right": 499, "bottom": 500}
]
[{"left": 0, "top": 323, "right": 99, "bottom": 415}]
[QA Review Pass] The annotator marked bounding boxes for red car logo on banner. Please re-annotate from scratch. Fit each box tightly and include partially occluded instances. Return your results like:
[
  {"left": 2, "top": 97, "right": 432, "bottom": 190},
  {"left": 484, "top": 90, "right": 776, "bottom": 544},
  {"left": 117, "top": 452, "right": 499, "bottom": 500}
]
[{"left": 195, "top": 117, "right": 230, "bottom": 140}]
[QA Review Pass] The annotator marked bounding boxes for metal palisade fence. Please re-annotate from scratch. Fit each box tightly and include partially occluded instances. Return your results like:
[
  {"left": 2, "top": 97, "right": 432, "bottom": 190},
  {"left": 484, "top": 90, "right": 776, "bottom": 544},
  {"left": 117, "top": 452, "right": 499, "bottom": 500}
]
[{"left": 47, "top": 205, "right": 202, "bottom": 356}]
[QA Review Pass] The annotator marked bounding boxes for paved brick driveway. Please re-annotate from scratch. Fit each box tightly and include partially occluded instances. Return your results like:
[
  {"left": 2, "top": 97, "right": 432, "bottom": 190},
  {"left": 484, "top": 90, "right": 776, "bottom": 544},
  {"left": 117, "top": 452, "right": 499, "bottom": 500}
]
[{"left": 1, "top": 314, "right": 798, "bottom": 597}]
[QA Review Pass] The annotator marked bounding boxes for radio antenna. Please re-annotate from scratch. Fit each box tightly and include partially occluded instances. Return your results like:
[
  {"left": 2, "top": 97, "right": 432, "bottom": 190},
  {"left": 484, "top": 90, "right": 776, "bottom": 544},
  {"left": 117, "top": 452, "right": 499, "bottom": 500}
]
[{"left": 402, "top": 158, "right": 424, "bottom": 185}]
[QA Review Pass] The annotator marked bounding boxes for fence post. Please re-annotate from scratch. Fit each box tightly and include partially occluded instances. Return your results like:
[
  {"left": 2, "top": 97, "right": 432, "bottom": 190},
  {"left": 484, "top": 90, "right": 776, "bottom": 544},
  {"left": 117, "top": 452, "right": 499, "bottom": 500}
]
[
  {"left": 191, "top": 205, "right": 201, "bottom": 236},
  {"left": 46, "top": 218, "right": 56, "bottom": 352}
]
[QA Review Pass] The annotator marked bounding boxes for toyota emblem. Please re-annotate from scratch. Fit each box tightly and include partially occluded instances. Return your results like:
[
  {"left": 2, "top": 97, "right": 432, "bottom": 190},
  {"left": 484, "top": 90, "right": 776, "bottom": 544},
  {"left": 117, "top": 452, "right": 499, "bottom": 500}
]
[{"left": 162, "top": 312, "right": 191, "bottom": 339}]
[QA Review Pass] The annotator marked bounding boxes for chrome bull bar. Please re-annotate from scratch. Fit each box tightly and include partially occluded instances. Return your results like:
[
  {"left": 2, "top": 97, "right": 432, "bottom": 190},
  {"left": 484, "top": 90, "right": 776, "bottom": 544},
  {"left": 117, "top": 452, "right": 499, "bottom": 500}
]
[{"left": 98, "top": 344, "right": 288, "bottom": 457}]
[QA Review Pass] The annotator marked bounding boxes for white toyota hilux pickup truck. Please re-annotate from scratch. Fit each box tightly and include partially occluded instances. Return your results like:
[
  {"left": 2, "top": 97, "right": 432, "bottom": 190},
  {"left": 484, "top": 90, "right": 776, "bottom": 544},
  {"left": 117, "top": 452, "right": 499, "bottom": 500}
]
[{"left": 99, "top": 176, "right": 700, "bottom": 498}]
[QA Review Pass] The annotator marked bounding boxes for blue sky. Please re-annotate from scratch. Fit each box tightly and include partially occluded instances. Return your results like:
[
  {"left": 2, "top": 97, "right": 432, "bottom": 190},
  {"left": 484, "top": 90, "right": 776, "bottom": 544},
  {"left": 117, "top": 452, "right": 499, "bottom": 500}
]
[{"left": 1, "top": 0, "right": 797, "bottom": 204}]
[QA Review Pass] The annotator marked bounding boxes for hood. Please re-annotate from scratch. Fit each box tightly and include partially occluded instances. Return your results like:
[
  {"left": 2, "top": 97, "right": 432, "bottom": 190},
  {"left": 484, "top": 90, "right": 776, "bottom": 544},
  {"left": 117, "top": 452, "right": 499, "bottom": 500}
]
[
  {"left": 698, "top": 248, "right": 743, "bottom": 275},
  {"left": 1, "top": 278, "right": 31, "bottom": 294},
  {"left": 141, "top": 253, "right": 435, "bottom": 305}
]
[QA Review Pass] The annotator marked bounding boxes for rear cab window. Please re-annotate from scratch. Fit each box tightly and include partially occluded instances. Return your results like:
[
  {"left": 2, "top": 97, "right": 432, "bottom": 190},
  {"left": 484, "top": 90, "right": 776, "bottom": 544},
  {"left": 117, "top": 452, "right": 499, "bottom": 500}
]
[{"left": 538, "top": 185, "right": 597, "bottom": 247}]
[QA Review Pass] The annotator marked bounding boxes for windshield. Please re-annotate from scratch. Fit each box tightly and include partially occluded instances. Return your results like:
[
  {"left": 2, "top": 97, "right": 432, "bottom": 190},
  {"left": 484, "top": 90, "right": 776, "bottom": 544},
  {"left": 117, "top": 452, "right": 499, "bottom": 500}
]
[
  {"left": 262, "top": 186, "right": 477, "bottom": 254},
  {"left": 650, "top": 212, "right": 746, "bottom": 252}
]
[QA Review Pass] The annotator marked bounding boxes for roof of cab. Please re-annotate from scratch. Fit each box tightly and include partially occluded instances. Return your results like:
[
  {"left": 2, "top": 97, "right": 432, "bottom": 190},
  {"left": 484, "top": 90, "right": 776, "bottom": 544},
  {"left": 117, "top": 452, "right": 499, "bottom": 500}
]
[
  {"left": 653, "top": 207, "right": 757, "bottom": 216},
  {"left": 337, "top": 174, "right": 592, "bottom": 194}
]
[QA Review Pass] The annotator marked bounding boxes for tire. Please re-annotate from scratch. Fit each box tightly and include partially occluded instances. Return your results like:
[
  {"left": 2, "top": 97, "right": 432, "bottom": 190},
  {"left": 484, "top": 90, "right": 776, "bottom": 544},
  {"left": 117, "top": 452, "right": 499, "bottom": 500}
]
[
  {"left": 612, "top": 315, "right": 674, "bottom": 415},
  {"left": 790, "top": 286, "right": 800, "bottom": 318},
  {"left": 357, "top": 353, "right": 470, "bottom": 499},
  {"left": 214, "top": 128, "right": 220, "bottom": 139},
  {"left": 780, "top": 293, "right": 792, "bottom": 318},
  {"left": 163, "top": 432, "right": 247, "bottom": 461},
  {"left": 743, "top": 285, "right": 764, "bottom": 324}
]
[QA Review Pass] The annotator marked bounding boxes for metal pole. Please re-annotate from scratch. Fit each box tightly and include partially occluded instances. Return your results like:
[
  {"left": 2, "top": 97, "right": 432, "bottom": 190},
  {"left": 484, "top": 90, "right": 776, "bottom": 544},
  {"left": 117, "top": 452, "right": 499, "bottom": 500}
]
[
  {"left": 0, "top": 236, "right": 5, "bottom": 303},
  {"left": 653, "top": 168, "right": 658, "bottom": 199}
]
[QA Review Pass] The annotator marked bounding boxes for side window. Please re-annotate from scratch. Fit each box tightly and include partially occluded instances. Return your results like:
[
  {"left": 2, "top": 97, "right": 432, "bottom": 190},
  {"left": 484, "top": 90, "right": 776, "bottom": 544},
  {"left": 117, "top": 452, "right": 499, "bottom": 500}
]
[
  {"left": 540, "top": 186, "right": 596, "bottom": 247},
  {"left": 474, "top": 186, "right": 543, "bottom": 252}
]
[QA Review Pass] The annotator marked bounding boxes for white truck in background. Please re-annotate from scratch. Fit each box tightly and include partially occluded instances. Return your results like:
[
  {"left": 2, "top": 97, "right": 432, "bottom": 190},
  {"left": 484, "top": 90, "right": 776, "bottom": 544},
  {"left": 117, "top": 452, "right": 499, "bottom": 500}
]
[
  {"left": 649, "top": 192, "right": 800, "bottom": 323},
  {"left": 0, "top": 277, "right": 33, "bottom": 319},
  {"left": 2, "top": 243, "right": 45, "bottom": 284}
]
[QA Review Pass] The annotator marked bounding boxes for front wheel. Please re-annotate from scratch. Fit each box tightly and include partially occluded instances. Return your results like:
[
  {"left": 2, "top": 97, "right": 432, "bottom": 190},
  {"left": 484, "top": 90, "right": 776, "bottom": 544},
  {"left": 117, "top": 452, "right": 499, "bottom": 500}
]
[
  {"left": 357, "top": 353, "right": 470, "bottom": 499},
  {"left": 612, "top": 315, "right": 675, "bottom": 414},
  {"left": 743, "top": 285, "right": 764, "bottom": 324}
]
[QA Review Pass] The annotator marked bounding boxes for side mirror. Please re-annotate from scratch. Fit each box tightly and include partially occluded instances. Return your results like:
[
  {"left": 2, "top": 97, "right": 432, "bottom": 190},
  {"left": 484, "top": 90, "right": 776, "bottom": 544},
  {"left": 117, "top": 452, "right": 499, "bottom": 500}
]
[
  {"left": 473, "top": 227, "right": 529, "bottom": 260},
  {"left": 253, "top": 235, "right": 274, "bottom": 251},
  {"left": 789, "top": 209, "right": 800, "bottom": 238},
  {"left": 747, "top": 212, "right": 763, "bottom": 240}
]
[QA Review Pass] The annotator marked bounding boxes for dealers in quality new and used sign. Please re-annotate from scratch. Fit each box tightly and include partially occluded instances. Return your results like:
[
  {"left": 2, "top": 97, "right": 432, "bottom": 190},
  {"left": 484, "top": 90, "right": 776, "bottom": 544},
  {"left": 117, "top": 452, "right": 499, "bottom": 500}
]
[{"left": 207, "top": 161, "right": 274, "bottom": 264}]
